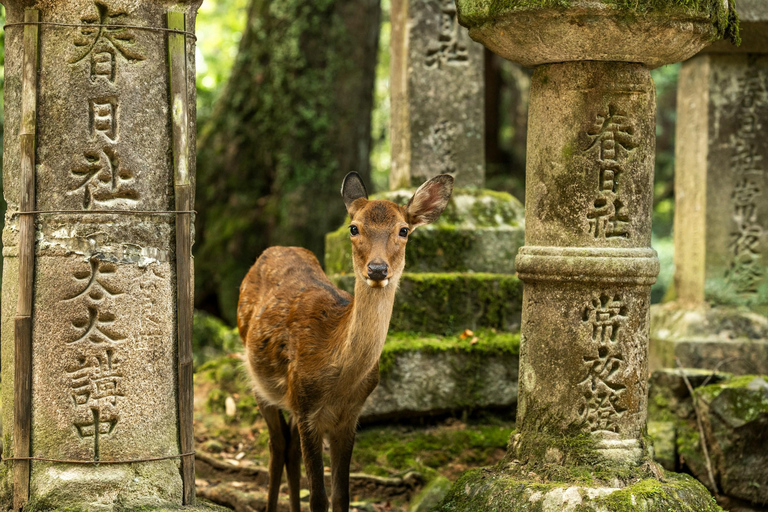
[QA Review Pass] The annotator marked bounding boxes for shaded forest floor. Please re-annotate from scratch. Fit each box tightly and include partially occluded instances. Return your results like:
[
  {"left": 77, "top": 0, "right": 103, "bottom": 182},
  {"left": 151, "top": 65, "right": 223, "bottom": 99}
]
[{"left": 193, "top": 354, "right": 514, "bottom": 511}]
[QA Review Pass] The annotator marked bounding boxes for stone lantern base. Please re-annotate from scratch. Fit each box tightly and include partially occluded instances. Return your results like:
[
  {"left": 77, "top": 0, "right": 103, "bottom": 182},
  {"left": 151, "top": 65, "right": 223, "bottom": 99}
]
[{"left": 437, "top": 466, "right": 721, "bottom": 512}]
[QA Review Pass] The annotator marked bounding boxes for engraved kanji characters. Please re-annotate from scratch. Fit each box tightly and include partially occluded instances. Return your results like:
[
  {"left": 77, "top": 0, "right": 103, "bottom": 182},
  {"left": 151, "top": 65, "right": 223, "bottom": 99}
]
[
  {"left": 727, "top": 61, "right": 767, "bottom": 294},
  {"left": 71, "top": 1, "right": 145, "bottom": 83},
  {"left": 425, "top": 0, "right": 469, "bottom": 69},
  {"left": 578, "top": 294, "right": 628, "bottom": 432},
  {"left": 70, "top": 147, "right": 138, "bottom": 209},
  {"left": 584, "top": 105, "right": 637, "bottom": 239},
  {"left": 91, "top": 97, "right": 118, "bottom": 142},
  {"left": 64, "top": 258, "right": 126, "bottom": 459}
]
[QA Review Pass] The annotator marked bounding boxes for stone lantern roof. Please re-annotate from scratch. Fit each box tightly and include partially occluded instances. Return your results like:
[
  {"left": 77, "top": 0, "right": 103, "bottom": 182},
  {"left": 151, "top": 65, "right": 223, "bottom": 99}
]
[{"left": 455, "top": 0, "right": 740, "bottom": 67}]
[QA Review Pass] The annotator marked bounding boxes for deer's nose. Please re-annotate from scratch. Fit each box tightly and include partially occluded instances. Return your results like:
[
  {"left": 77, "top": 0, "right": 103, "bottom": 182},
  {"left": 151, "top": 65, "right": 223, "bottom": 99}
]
[{"left": 367, "top": 261, "right": 389, "bottom": 281}]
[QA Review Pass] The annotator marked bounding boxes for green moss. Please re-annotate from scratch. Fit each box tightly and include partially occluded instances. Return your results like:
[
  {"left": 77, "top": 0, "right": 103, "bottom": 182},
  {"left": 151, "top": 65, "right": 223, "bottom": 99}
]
[
  {"left": 696, "top": 375, "right": 768, "bottom": 423},
  {"left": 379, "top": 330, "right": 520, "bottom": 376},
  {"left": 438, "top": 467, "right": 722, "bottom": 512},
  {"left": 354, "top": 419, "right": 513, "bottom": 479},
  {"left": 457, "top": 0, "right": 740, "bottom": 44}
]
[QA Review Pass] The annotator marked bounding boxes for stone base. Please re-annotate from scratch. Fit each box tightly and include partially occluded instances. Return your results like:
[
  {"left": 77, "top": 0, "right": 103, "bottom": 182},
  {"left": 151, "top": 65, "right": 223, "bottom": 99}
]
[
  {"left": 650, "top": 303, "right": 768, "bottom": 375},
  {"left": 331, "top": 273, "right": 522, "bottom": 334},
  {"left": 360, "top": 331, "right": 519, "bottom": 422},
  {"left": 437, "top": 467, "right": 722, "bottom": 512}
]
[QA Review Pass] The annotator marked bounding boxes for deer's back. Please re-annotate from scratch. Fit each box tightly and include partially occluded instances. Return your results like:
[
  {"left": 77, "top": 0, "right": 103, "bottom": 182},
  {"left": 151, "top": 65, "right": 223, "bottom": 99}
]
[{"left": 237, "top": 246, "right": 352, "bottom": 409}]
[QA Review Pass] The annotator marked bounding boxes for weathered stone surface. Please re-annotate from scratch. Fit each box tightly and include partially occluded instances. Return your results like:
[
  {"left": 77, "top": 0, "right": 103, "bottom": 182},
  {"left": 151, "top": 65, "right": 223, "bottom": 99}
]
[
  {"left": 650, "top": 304, "right": 768, "bottom": 375},
  {"left": 514, "top": 61, "right": 657, "bottom": 465},
  {"left": 648, "top": 421, "right": 677, "bottom": 471},
  {"left": 332, "top": 272, "right": 523, "bottom": 334},
  {"left": 705, "top": 0, "right": 768, "bottom": 53},
  {"left": 409, "top": 476, "right": 452, "bottom": 512},
  {"left": 390, "top": 0, "right": 484, "bottom": 188},
  {"left": 0, "top": 0, "right": 200, "bottom": 508},
  {"left": 674, "top": 53, "right": 768, "bottom": 310},
  {"left": 360, "top": 332, "right": 519, "bottom": 421},
  {"left": 325, "top": 188, "right": 525, "bottom": 275},
  {"left": 437, "top": 468, "right": 722, "bottom": 512},
  {"left": 455, "top": 0, "right": 732, "bottom": 69},
  {"left": 696, "top": 375, "right": 768, "bottom": 505}
]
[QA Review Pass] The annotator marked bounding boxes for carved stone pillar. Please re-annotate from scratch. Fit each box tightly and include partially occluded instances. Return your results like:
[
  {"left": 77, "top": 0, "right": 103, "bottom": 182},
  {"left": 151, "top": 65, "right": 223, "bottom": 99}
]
[
  {"left": 651, "top": 0, "right": 768, "bottom": 375},
  {"left": 390, "top": 0, "right": 485, "bottom": 189},
  {"left": 0, "top": 0, "right": 206, "bottom": 509},
  {"left": 437, "top": 2, "right": 739, "bottom": 510}
]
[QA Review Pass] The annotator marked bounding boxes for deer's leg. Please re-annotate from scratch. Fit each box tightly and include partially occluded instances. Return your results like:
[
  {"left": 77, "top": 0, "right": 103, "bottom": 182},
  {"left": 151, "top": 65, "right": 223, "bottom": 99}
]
[
  {"left": 297, "top": 419, "right": 328, "bottom": 512},
  {"left": 329, "top": 423, "right": 356, "bottom": 512},
  {"left": 257, "top": 400, "right": 288, "bottom": 512},
  {"left": 283, "top": 414, "right": 302, "bottom": 512}
]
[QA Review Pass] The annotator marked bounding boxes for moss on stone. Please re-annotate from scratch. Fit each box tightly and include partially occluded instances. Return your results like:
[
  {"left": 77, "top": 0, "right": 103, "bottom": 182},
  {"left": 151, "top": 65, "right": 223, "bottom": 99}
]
[
  {"left": 437, "top": 466, "right": 723, "bottom": 512},
  {"left": 22, "top": 499, "right": 230, "bottom": 512},
  {"left": 379, "top": 330, "right": 521, "bottom": 376},
  {"left": 457, "top": 0, "right": 740, "bottom": 43},
  {"left": 696, "top": 375, "right": 768, "bottom": 423},
  {"left": 332, "top": 272, "right": 523, "bottom": 334}
]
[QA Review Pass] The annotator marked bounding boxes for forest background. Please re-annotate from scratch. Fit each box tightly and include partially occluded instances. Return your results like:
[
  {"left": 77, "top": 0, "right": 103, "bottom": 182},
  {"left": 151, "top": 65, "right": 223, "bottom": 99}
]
[{"left": 0, "top": 0, "right": 680, "bottom": 354}]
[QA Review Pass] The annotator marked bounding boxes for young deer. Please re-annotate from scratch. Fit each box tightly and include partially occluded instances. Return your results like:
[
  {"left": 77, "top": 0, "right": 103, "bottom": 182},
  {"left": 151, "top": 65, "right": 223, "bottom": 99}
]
[{"left": 237, "top": 172, "right": 453, "bottom": 512}]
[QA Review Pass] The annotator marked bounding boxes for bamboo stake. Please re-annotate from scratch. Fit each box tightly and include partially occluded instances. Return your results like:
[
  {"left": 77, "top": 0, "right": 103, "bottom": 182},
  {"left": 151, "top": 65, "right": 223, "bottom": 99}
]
[
  {"left": 14, "top": 9, "right": 40, "bottom": 511},
  {"left": 168, "top": 10, "right": 195, "bottom": 506}
]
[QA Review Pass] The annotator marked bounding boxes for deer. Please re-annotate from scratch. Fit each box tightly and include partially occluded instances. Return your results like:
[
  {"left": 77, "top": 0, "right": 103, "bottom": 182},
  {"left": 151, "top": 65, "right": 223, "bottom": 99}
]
[{"left": 237, "top": 172, "right": 454, "bottom": 512}]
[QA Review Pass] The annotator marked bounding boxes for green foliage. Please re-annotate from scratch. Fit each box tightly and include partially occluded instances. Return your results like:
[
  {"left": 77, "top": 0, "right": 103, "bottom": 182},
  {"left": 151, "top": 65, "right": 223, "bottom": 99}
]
[
  {"left": 197, "top": 354, "right": 260, "bottom": 424},
  {"left": 370, "top": 0, "right": 391, "bottom": 193},
  {"left": 196, "top": 0, "right": 251, "bottom": 121},
  {"left": 193, "top": 310, "right": 242, "bottom": 367}
]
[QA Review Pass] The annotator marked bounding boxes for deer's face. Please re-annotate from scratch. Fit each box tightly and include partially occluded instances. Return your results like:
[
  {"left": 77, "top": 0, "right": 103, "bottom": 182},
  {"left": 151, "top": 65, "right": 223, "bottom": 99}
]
[
  {"left": 348, "top": 200, "right": 410, "bottom": 288},
  {"left": 340, "top": 172, "right": 454, "bottom": 289}
]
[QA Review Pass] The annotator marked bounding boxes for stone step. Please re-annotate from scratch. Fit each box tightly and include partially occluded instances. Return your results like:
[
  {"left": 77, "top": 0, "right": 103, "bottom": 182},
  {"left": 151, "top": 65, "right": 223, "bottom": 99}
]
[
  {"left": 330, "top": 272, "right": 523, "bottom": 334},
  {"left": 325, "top": 188, "right": 524, "bottom": 275},
  {"left": 360, "top": 330, "right": 520, "bottom": 422}
]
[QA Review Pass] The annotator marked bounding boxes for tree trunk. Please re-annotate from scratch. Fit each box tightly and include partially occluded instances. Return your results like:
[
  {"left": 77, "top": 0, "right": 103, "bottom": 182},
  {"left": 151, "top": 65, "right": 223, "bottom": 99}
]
[{"left": 195, "top": 0, "right": 381, "bottom": 323}]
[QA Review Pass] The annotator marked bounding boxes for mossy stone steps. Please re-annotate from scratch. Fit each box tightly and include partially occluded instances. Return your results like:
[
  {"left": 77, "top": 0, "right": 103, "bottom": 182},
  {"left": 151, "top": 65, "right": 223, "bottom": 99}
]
[
  {"left": 331, "top": 272, "right": 523, "bottom": 334},
  {"left": 361, "top": 331, "right": 520, "bottom": 422}
]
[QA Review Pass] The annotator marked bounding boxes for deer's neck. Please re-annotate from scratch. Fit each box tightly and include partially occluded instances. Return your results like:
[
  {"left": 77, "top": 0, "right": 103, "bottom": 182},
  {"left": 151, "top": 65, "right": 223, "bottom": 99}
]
[{"left": 337, "top": 277, "right": 398, "bottom": 374}]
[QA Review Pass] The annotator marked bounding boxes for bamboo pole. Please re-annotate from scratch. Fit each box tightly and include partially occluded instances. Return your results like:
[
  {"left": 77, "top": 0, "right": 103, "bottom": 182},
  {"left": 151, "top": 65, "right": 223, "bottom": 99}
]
[
  {"left": 167, "top": 10, "right": 195, "bottom": 506},
  {"left": 14, "top": 9, "right": 40, "bottom": 511}
]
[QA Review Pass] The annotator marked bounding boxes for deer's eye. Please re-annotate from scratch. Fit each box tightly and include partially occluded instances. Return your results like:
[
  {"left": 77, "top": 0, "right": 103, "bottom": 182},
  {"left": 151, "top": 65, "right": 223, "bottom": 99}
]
[
  {"left": 350, "top": 225, "right": 359, "bottom": 236},
  {"left": 399, "top": 227, "right": 409, "bottom": 238}
]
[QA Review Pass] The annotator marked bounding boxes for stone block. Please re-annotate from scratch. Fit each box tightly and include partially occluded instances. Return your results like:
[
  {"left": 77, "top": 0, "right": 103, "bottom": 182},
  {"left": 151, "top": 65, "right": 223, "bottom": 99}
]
[
  {"left": 705, "top": 0, "right": 768, "bottom": 53},
  {"left": 331, "top": 272, "right": 523, "bottom": 334},
  {"left": 650, "top": 303, "right": 768, "bottom": 375},
  {"left": 648, "top": 421, "right": 677, "bottom": 471},
  {"left": 360, "top": 331, "right": 520, "bottom": 421},
  {"left": 325, "top": 188, "right": 525, "bottom": 275},
  {"left": 696, "top": 375, "right": 768, "bottom": 505},
  {"left": 390, "top": 0, "right": 485, "bottom": 188}
]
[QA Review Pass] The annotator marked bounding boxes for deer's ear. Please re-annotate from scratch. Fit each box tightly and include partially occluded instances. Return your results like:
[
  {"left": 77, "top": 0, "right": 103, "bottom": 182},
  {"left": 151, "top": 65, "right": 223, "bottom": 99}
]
[
  {"left": 341, "top": 172, "right": 369, "bottom": 215},
  {"left": 406, "top": 174, "right": 454, "bottom": 229}
]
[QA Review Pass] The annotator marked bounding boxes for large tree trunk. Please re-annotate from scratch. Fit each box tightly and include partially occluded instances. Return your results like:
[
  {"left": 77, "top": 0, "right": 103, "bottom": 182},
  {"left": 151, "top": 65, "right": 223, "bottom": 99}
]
[{"left": 195, "top": 0, "right": 381, "bottom": 323}]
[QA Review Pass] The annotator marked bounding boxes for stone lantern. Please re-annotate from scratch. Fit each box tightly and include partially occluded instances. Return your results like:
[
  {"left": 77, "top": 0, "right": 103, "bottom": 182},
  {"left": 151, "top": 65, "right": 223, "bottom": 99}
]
[
  {"left": 436, "top": 1, "right": 739, "bottom": 509},
  {"left": 0, "top": 0, "right": 219, "bottom": 510}
]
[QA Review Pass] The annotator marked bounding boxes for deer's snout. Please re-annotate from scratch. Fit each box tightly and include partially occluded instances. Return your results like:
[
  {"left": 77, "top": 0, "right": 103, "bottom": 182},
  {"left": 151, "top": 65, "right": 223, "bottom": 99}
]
[{"left": 367, "top": 261, "right": 389, "bottom": 281}]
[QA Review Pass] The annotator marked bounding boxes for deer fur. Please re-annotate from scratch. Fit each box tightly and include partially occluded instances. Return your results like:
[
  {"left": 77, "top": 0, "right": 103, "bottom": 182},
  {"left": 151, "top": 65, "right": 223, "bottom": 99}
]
[{"left": 237, "top": 172, "right": 454, "bottom": 512}]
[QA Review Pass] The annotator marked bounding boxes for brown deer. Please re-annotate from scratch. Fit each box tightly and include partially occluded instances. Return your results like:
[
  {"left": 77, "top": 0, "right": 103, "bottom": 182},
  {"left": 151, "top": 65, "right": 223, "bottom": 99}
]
[{"left": 237, "top": 172, "right": 453, "bottom": 512}]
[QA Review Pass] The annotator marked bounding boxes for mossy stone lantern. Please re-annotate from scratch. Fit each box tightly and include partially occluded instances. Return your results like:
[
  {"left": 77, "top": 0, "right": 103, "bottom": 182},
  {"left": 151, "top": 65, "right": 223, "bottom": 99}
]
[{"left": 437, "top": 1, "right": 739, "bottom": 510}]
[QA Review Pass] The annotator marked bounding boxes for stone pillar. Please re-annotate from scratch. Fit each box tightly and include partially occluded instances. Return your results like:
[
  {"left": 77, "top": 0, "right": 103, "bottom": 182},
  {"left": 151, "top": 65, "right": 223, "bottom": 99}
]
[
  {"left": 651, "top": 1, "right": 768, "bottom": 375},
  {"left": 389, "top": 0, "right": 484, "bottom": 189},
  {"left": 0, "top": 0, "right": 204, "bottom": 509},
  {"left": 437, "top": 2, "right": 738, "bottom": 510}
]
